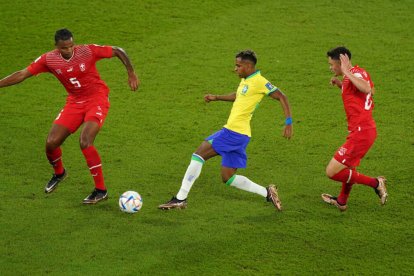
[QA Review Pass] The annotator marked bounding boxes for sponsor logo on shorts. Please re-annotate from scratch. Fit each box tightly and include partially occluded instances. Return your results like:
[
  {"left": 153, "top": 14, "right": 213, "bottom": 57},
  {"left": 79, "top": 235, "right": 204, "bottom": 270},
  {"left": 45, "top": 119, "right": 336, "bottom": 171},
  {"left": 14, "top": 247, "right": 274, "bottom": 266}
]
[
  {"left": 80, "top": 63, "right": 86, "bottom": 72},
  {"left": 338, "top": 147, "right": 347, "bottom": 156}
]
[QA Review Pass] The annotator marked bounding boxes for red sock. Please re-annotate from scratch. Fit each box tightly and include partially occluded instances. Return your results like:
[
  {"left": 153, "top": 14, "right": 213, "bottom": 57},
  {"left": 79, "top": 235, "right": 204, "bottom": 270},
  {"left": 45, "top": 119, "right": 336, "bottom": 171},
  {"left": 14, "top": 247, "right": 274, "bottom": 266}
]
[
  {"left": 46, "top": 147, "right": 64, "bottom": 175},
  {"left": 331, "top": 168, "right": 377, "bottom": 187},
  {"left": 337, "top": 182, "right": 352, "bottom": 205},
  {"left": 351, "top": 171, "right": 378, "bottom": 188},
  {"left": 81, "top": 146, "right": 106, "bottom": 190},
  {"left": 330, "top": 168, "right": 352, "bottom": 183}
]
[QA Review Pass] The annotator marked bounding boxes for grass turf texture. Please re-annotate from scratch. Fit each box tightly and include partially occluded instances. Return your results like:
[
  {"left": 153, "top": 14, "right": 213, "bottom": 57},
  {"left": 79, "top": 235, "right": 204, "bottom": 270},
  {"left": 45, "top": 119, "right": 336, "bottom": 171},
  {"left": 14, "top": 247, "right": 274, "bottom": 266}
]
[{"left": 1, "top": 0, "right": 413, "bottom": 274}]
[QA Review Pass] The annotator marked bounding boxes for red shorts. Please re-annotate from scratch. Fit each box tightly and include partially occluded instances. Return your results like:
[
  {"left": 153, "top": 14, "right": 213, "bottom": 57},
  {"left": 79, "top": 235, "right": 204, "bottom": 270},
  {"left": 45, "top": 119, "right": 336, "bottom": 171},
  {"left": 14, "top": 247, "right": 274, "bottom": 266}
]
[
  {"left": 333, "top": 128, "right": 377, "bottom": 167},
  {"left": 54, "top": 98, "right": 110, "bottom": 133}
]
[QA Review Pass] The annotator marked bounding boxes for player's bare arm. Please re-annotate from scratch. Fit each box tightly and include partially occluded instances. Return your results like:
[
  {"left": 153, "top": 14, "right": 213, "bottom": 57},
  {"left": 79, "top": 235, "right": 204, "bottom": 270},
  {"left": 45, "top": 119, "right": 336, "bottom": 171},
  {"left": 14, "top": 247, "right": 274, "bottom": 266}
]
[
  {"left": 270, "top": 89, "right": 293, "bottom": 139},
  {"left": 340, "top": 54, "right": 371, "bottom": 93},
  {"left": 0, "top": 68, "right": 33, "bottom": 88},
  {"left": 112, "top": 46, "right": 140, "bottom": 91},
  {"left": 204, "top": 93, "right": 236, "bottom": 102}
]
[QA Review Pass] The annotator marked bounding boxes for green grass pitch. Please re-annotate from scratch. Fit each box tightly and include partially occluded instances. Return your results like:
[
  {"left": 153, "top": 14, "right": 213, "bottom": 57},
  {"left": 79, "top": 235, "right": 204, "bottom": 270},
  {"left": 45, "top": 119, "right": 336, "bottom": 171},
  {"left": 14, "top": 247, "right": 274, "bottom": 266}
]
[{"left": 1, "top": 0, "right": 413, "bottom": 274}]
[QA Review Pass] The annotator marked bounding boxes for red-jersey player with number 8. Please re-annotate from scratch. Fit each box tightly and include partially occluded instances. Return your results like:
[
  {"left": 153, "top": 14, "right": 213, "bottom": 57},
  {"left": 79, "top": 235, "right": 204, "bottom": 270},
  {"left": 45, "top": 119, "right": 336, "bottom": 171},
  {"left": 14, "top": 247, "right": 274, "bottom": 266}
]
[
  {"left": 322, "top": 46, "right": 388, "bottom": 211},
  {"left": 0, "top": 29, "right": 140, "bottom": 204}
]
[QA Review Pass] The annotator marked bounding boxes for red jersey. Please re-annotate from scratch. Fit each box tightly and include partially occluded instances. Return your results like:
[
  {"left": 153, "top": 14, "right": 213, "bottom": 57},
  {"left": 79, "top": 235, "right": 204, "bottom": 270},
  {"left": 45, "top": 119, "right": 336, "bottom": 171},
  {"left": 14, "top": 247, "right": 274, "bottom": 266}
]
[
  {"left": 341, "top": 65, "right": 376, "bottom": 132},
  {"left": 27, "top": 44, "right": 113, "bottom": 104}
]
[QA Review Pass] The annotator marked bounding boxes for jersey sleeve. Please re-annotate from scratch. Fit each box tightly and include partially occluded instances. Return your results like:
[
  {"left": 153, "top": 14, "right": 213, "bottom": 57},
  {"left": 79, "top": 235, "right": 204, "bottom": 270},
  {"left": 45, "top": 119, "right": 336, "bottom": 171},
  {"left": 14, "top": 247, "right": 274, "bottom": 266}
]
[
  {"left": 353, "top": 68, "right": 374, "bottom": 88},
  {"left": 264, "top": 81, "right": 278, "bottom": 95},
  {"left": 27, "top": 54, "right": 49, "bottom": 75},
  {"left": 89, "top": 44, "right": 113, "bottom": 59}
]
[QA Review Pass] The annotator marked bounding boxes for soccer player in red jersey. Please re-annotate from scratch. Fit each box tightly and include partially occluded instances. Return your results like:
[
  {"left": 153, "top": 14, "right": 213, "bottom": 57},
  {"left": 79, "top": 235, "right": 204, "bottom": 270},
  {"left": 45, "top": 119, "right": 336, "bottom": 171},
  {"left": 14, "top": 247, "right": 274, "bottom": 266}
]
[
  {"left": 322, "top": 46, "right": 388, "bottom": 211},
  {"left": 0, "top": 29, "right": 139, "bottom": 204}
]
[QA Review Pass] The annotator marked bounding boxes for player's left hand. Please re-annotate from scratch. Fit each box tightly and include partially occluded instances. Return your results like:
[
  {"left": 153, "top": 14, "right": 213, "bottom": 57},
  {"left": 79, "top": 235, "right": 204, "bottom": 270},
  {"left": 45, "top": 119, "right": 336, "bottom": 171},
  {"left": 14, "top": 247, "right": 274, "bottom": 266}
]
[
  {"left": 204, "top": 94, "right": 217, "bottom": 102},
  {"left": 283, "top": 125, "right": 293, "bottom": 139},
  {"left": 330, "top": 77, "right": 342, "bottom": 87},
  {"left": 128, "top": 72, "right": 140, "bottom": 91}
]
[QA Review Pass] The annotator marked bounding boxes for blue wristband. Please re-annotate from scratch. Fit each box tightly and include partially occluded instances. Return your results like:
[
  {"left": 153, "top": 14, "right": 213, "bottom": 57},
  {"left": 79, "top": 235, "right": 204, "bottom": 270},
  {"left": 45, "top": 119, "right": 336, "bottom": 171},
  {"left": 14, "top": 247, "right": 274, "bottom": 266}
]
[{"left": 285, "top": 117, "right": 293, "bottom": 126}]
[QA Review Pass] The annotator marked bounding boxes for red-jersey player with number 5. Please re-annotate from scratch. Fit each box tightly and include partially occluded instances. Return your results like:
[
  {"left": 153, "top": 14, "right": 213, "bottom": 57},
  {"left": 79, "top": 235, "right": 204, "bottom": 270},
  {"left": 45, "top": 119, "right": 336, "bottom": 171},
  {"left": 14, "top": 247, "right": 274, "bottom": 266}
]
[
  {"left": 322, "top": 46, "right": 388, "bottom": 211},
  {"left": 0, "top": 29, "right": 140, "bottom": 204}
]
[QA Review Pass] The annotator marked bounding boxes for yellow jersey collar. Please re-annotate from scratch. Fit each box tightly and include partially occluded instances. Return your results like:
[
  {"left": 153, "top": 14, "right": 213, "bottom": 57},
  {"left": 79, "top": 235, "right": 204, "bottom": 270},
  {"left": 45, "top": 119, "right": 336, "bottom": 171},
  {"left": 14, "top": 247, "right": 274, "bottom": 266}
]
[{"left": 244, "top": 70, "right": 261, "bottom": 80}]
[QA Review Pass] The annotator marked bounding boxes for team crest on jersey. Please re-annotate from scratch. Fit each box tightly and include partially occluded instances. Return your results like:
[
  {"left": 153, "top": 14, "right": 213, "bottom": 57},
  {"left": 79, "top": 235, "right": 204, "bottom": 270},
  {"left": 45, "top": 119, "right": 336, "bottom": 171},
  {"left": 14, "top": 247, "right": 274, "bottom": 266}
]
[
  {"left": 80, "top": 63, "right": 86, "bottom": 72},
  {"left": 338, "top": 147, "right": 347, "bottom": 156},
  {"left": 265, "top": 82, "right": 275, "bottom": 91},
  {"left": 241, "top": 84, "right": 249, "bottom": 95}
]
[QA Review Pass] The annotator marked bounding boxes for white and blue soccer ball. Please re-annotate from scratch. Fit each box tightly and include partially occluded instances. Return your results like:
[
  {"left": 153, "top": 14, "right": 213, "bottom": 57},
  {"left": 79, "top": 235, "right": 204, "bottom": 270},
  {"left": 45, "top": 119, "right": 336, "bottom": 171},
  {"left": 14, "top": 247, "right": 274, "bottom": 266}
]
[{"left": 119, "top": 191, "right": 143, "bottom": 213}]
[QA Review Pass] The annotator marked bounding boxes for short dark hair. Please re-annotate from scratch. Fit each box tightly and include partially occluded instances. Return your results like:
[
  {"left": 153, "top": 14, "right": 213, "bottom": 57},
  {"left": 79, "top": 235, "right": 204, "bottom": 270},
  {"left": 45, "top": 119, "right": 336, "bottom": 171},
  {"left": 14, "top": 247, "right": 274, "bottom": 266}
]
[
  {"left": 55, "top": 29, "right": 73, "bottom": 43},
  {"left": 327, "top": 46, "right": 352, "bottom": 60},
  {"left": 236, "top": 50, "right": 257, "bottom": 65}
]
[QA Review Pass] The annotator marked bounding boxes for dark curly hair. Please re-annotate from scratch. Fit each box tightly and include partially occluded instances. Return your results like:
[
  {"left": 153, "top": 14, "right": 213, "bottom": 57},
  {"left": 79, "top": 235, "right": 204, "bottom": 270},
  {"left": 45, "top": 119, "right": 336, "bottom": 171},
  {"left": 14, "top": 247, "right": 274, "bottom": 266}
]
[
  {"left": 327, "top": 46, "right": 352, "bottom": 60},
  {"left": 55, "top": 29, "right": 73, "bottom": 44},
  {"left": 236, "top": 50, "right": 257, "bottom": 65}
]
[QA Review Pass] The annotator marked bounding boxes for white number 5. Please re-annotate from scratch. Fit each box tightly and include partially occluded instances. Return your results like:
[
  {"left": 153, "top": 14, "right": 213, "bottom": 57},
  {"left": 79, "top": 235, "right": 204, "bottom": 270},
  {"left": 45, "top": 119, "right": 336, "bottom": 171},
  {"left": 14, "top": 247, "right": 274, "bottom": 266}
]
[{"left": 69, "top": 77, "right": 81, "bottom": 88}]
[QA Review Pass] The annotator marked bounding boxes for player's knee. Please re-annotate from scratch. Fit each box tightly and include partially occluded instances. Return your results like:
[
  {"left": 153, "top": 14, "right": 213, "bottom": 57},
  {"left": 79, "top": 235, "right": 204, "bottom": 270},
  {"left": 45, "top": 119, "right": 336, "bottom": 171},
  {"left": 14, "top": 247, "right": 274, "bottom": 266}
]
[
  {"left": 79, "top": 137, "right": 93, "bottom": 149},
  {"left": 195, "top": 142, "right": 216, "bottom": 161},
  {"left": 326, "top": 166, "right": 335, "bottom": 178},
  {"left": 46, "top": 136, "right": 61, "bottom": 150}
]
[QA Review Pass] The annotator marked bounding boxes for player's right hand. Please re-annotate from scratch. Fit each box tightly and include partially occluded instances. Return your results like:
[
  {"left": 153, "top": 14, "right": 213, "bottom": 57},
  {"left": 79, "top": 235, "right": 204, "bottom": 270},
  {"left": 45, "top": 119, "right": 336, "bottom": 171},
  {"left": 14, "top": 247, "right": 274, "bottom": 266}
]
[
  {"left": 128, "top": 72, "right": 140, "bottom": 91},
  {"left": 204, "top": 94, "right": 217, "bottom": 103},
  {"left": 283, "top": 125, "right": 293, "bottom": 139},
  {"left": 330, "top": 77, "right": 341, "bottom": 87}
]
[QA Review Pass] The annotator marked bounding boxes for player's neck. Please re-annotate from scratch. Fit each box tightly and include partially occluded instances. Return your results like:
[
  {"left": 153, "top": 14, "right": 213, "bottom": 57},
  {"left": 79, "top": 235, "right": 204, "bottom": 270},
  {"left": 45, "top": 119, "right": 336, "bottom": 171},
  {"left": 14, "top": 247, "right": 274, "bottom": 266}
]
[
  {"left": 61, "top": 53, "right": 74, "bottom": 61},
  {"left": 244, "top": 69, "right": 258, "bottom": 79},
  {"left": 60, "top": 50, "right": 75, "bottom": 61}
]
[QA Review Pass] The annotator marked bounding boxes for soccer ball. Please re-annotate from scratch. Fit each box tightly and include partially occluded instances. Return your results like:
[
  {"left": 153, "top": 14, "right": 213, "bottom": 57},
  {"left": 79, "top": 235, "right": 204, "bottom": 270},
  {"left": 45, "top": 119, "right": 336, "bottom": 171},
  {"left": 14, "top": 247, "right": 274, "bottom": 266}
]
[{"left": 119, "top": 191, "right": 143, "bottom": 213}]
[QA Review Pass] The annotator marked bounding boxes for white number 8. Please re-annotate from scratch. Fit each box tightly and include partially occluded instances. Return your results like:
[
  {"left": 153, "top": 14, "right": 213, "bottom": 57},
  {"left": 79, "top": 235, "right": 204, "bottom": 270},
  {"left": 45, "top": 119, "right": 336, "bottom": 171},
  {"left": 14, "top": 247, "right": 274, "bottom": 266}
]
[
  {"left": 69, "top": 77, "right": 81, "bottom": 88},
  {"left": 364, "top": 92, "right": 372, "bottom": 110}
]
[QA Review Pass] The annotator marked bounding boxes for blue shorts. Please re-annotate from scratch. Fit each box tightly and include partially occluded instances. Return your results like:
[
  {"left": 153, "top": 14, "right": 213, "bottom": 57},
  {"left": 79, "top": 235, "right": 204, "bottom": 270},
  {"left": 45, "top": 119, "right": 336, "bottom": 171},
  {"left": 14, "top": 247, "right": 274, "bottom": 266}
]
[{"left": 206, "top": 128, "right": 250, "bottom": 168}]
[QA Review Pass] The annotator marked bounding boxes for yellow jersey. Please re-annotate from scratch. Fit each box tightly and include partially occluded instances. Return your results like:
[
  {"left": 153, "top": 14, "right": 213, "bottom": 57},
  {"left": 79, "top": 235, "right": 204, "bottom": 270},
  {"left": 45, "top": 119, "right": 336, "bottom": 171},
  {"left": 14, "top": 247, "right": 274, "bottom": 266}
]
[{"left": 224, "top": 70, "right": 277, "bottom": 137}]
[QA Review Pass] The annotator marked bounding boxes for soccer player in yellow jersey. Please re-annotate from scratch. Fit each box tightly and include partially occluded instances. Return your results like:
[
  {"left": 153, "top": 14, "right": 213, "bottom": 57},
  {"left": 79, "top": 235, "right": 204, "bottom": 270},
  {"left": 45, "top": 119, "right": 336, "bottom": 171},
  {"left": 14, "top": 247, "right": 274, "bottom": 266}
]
[{"left": 159, "top": 50, "right": 293, "bottom": 211}]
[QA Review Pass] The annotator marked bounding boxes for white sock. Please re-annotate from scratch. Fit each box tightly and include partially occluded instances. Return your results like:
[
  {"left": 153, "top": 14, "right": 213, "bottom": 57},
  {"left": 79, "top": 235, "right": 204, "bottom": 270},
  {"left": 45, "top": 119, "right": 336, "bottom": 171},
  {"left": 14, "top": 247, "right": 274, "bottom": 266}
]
[
  {"left": 227, "top": 175, "right": 267, "bottom": 197},
  {"left": 176, "top": 154, "right": 205, "bottom": 200}
]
